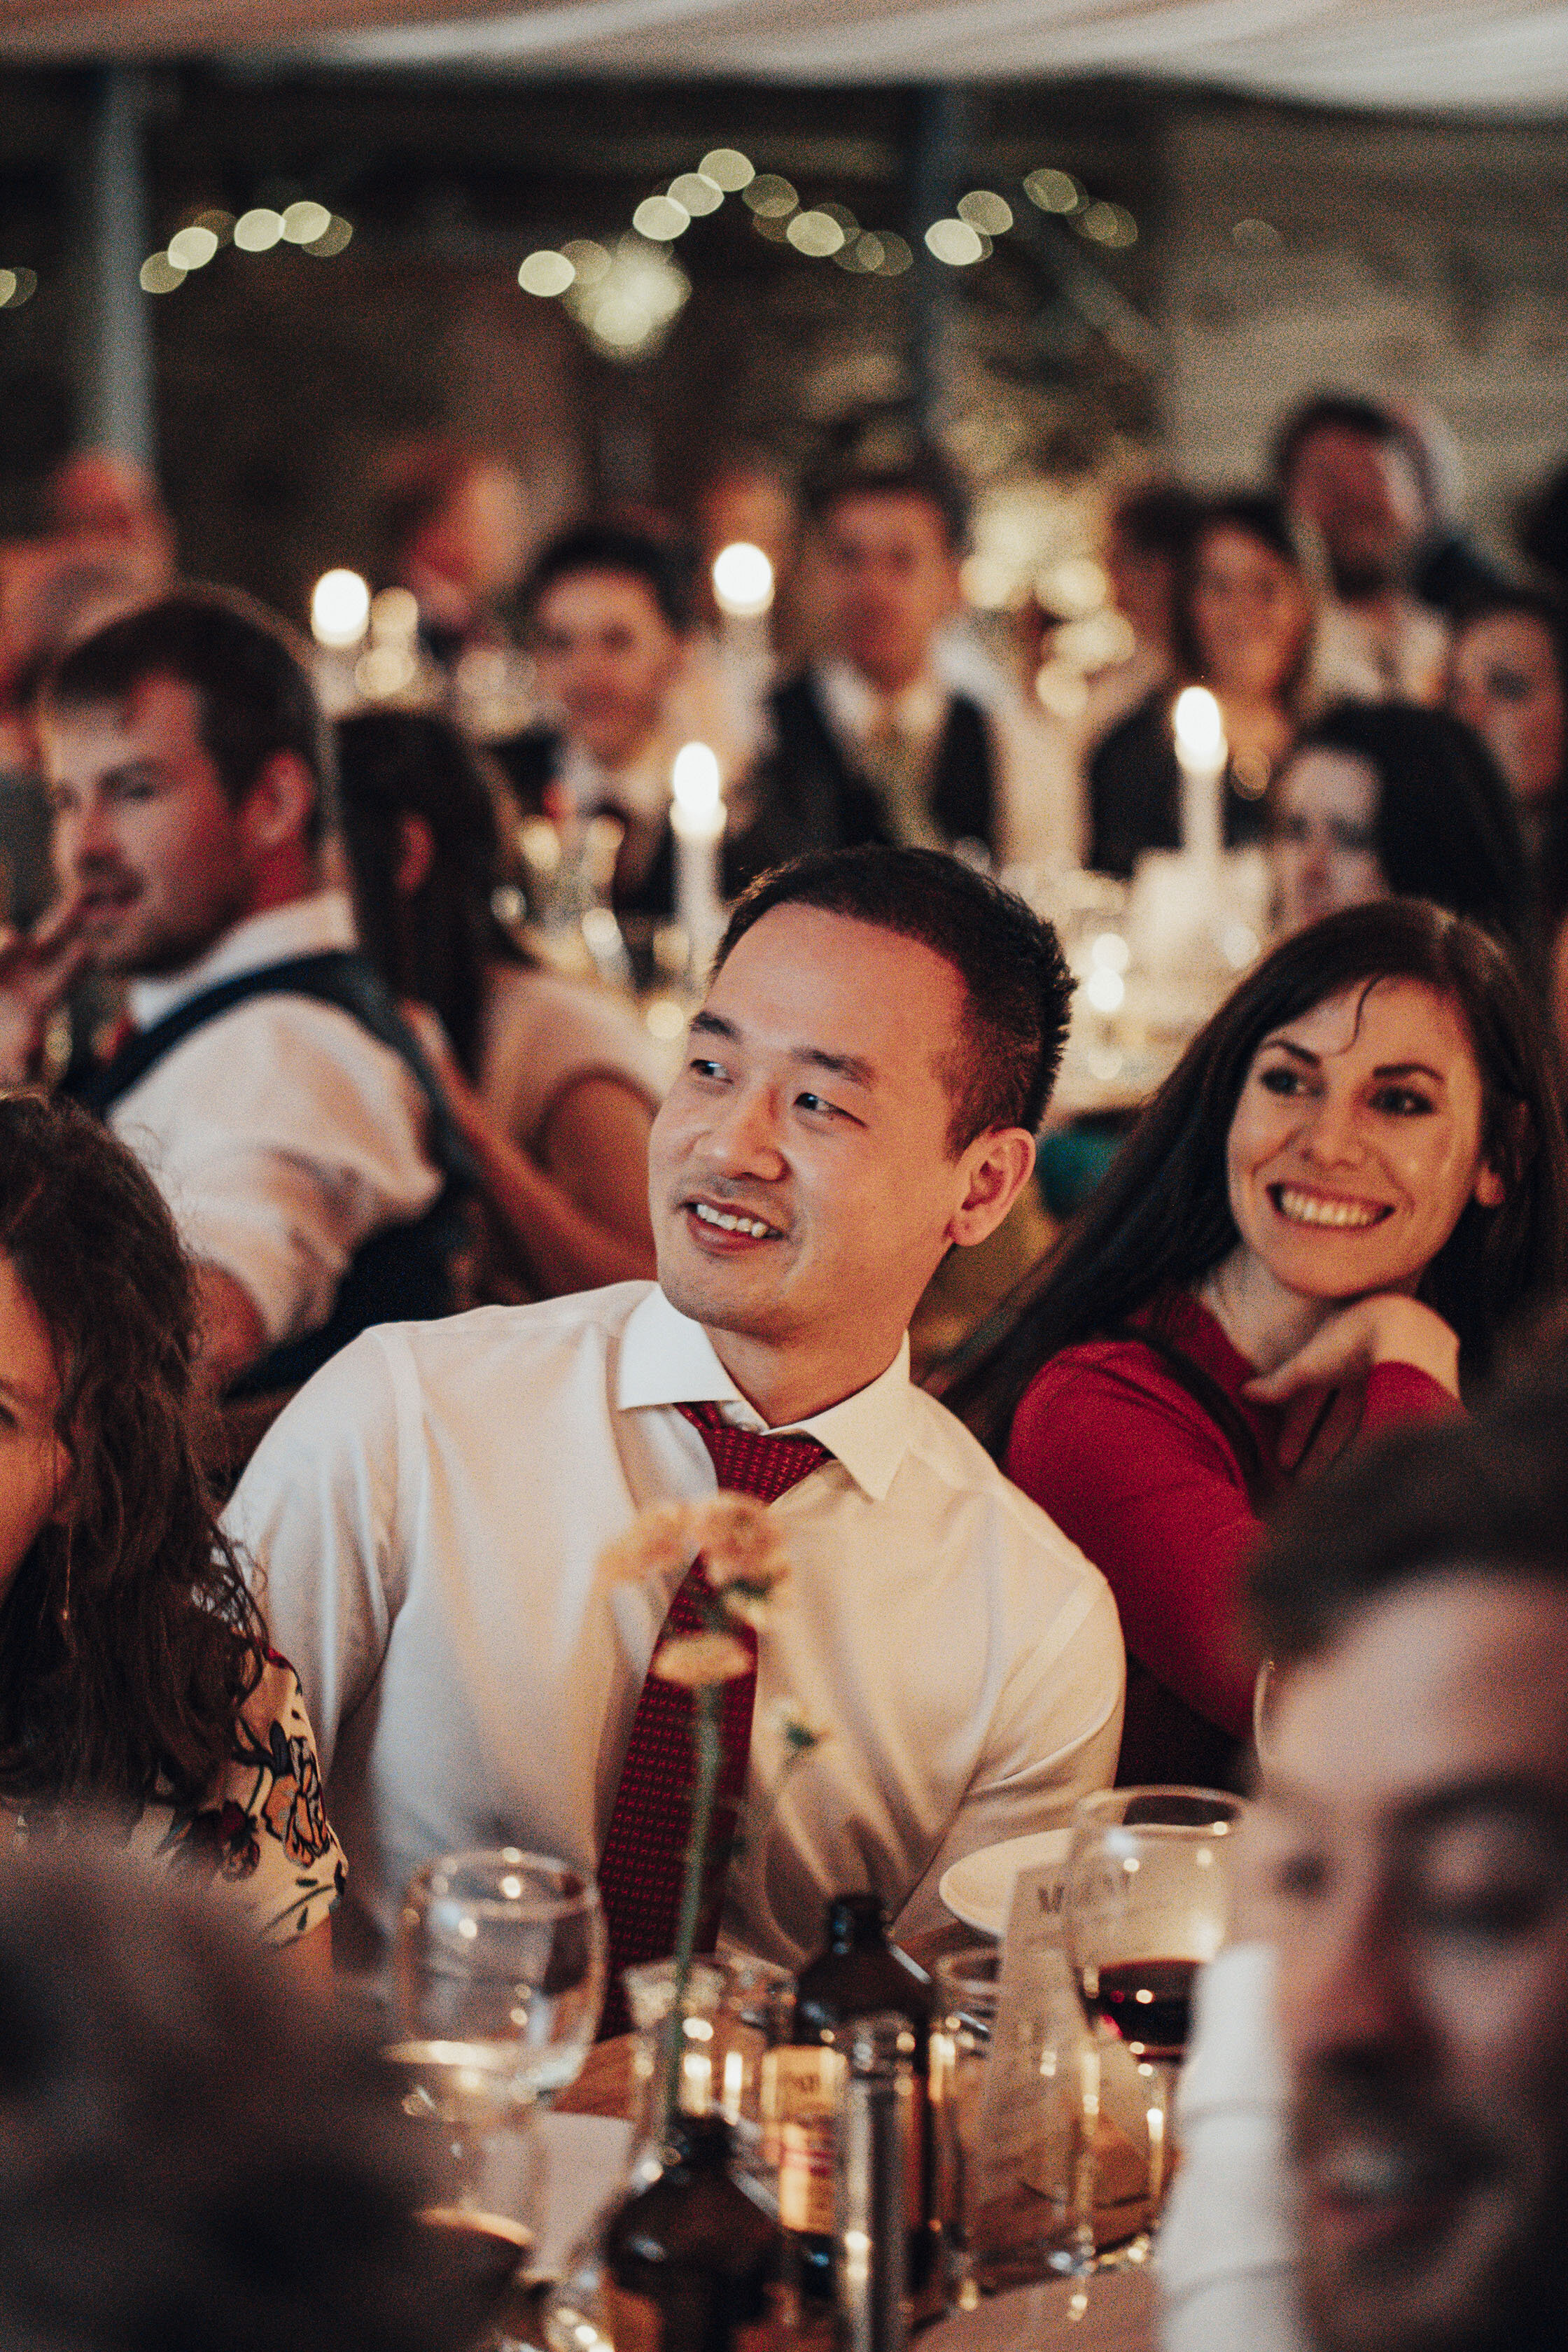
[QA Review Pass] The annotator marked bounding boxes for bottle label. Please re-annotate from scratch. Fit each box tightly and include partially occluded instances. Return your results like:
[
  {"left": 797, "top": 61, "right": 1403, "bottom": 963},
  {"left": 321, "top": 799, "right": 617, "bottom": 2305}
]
[{"left": 763, "top": 2046, "right": 845, "bottom": 2234}]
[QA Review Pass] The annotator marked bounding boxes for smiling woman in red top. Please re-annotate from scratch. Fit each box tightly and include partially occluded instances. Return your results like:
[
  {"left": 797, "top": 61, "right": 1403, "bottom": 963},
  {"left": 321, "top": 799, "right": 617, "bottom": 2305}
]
[{"left": 951, "top": 900, "right": 1568, "bottom": 1788}]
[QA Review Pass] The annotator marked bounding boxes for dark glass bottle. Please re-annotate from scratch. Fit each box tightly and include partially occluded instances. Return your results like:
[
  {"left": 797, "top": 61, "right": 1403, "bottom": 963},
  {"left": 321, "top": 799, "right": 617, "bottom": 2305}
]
[
  {"left": 603, "top": 2110, "right": 783, "bottom": 2352},
  {"left": 788, "top": 1895, "right": 936, "bottom": 2301}
]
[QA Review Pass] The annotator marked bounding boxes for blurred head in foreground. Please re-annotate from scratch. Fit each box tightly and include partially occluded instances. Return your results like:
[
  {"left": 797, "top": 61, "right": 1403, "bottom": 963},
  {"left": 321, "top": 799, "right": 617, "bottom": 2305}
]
[
  {"left": 0, "top": 1840, "right": 487, "bottom": 2352},
  {"left": 1249, "top": 1371, "right": 1568, "bottom": 2352}
]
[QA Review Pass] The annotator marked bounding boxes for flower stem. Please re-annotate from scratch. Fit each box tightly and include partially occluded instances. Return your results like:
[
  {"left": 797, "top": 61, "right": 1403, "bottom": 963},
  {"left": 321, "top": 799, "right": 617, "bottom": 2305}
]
[{"left": 662, "top": 1685, "right": 723, "bottom": 2134}]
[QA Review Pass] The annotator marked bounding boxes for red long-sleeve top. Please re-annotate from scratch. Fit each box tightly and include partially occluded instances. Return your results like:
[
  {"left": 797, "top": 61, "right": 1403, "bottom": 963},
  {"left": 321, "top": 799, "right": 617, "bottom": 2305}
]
[{"left": 1004, "top": 1292, "right": 1457, "bottom": 1786}]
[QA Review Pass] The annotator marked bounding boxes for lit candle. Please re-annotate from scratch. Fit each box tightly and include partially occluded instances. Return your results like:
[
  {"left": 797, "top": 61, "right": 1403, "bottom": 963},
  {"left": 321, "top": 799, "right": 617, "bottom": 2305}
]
[
  {"left": 670, "top": 741, "right": 726, "bottom": 982},
  {"left": 1172, "top": 687, "right": 1227, "bottom": 868}
]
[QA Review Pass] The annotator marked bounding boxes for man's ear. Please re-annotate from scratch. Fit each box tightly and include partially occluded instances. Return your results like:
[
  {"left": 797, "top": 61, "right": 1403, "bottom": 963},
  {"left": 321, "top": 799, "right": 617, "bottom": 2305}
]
[
  {"left": 946, "top": 1127, "right": 1036, "bottom": 1250},
  {"left": 239, "top": 750, "right": 316, "bottom": 860}
]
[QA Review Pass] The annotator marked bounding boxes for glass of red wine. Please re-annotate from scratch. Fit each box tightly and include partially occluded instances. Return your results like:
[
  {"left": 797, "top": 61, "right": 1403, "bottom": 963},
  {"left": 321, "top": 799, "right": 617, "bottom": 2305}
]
[{"left": 1063, "top": 1786, "right": 1245, "bottom": 2259}]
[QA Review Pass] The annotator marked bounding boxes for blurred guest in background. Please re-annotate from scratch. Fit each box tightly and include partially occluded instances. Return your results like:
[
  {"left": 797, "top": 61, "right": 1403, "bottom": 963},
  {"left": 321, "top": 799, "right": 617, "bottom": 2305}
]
[
  {"left": 0, "top": 589, "right": 458, "bottom": 1401},
  {"left": 729, "top": 447, "right": 1076, "bottom": 886},
  {"left": 1164, "top": 1368, "right": 1568, "bottom": 2352},
  {"left": 1088, "top": 493, "right": 1317, "bottom": 876},
  {"left": 1445, "top": 588, "right": 1568, "bottom": 863},
  {"left": 335, "top": 709, "right": 660, "bottom": 1296},
  {"left": 952, "top": 901, "right": 1568, "bottom": 1790},
  {"left": 498, "top": 522, "right": 753, "bottom": 913},
  {"left": 1074, "top": 479, "right": 1201, "bottom": 759},
  {"left": 1271, "top": 699, "right": 1536, "bottom": 973},
  {"left": 377, "top": 438, "right": 531, "bottom": 677},
  {"left": 0, "top": 1842, "right": 486, "bottom": 2352},
  {"left": 1275, "top": 392, "right": 1506, "bottom": 704},
  {"left": 0, "top": 1093, "right": 342, "bottom": 1972}
]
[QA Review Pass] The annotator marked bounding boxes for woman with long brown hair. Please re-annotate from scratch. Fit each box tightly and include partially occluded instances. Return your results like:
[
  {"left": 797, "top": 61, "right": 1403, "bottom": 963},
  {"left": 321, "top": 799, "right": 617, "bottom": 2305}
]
[
  {"left": 0, "top": 1091, "right": 342, "bottom": 1975},
  {"left": 951, "top": 901, "right": 1568, "bottom": 1791}
]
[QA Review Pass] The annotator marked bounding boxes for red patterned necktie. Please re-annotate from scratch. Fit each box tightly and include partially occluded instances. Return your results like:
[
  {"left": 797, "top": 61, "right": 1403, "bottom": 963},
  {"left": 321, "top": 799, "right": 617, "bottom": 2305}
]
[{"left": 595, "top": 1400, "right": 832, "bottom": 2036}]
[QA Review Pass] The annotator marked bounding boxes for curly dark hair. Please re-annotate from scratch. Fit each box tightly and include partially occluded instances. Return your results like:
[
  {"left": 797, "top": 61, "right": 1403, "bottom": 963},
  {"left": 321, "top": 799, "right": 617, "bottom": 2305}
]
[{"left": 0, "top": 1092, "right": 265, "bottom": 1806}]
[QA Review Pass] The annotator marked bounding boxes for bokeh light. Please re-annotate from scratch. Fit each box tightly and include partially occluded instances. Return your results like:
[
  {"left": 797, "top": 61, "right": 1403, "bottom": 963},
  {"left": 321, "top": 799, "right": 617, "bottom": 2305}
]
[
  {"left": 311, "top": 568, "right": 371, "bottom": 649},
  {"left": 234, "top": 208, "right": 285, "bottom": 253},
  {"left": 925, "top": 218, "right": 984, "bottom": 266},
  {"left": 303, "top": 216, "right": 354, "bottom": 258},
  {"left": 669, "top": 172, "right": 723, "bottom": 217},
  {"left": 1023, "top": 168, "right": 1084, "bottom": 214},
  {"left": 743, "top": 175, "right": 798, "bottom": 220},
  {"left": 699, "top": 149, "right": 755, "bottom": 192},
  {"left": 711, "top": 542, "right": 775, "bottom": 617},
  {"left": 167, "top": 225, "right": 219, "bottom": 270},
  {"left": 561, "top": 239, "right": 611, "bottom": 285},
  {"left": 632, "top": 195, "right": 690, "bottom": 241},
  {"left": 518, "top": 249, "right": 576, "bottom": 296},
  {"left": 282, "top": 200, "right": 333, "bottom": 246},
  {"left": 787, "top": 211, "right": 846, "bottom": 258},
  {"left": 139, "top": 253, "right": 186, "bottom": 295},
  {"left": 958, "top": 190, "right": 1014, "bottom": 236}
]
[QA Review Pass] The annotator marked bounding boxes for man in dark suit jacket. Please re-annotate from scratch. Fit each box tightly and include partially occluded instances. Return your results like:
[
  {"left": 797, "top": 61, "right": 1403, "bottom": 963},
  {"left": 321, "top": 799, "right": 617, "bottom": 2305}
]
[{"left": 728, "top": 449, "right": 1070, "bottom": 892}]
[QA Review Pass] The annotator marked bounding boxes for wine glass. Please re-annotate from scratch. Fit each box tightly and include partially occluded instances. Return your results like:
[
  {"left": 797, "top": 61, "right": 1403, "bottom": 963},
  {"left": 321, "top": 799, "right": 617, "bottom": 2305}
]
[
  {"left": 386, "top": 1848, "right": 607, "bottom": 2252},
  {"left": 1063, "top": 1787, "right": 1245, "bottom": 2258}
]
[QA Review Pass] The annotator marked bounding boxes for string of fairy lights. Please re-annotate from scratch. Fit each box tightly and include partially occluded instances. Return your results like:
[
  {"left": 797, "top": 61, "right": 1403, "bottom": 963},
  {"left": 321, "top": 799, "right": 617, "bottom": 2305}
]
[
  {"left": 517, "top": 149, "right": 1142, "bottom": 359},
  {"left": 138, "top": 201, "right": 354, "bottom": 294}
]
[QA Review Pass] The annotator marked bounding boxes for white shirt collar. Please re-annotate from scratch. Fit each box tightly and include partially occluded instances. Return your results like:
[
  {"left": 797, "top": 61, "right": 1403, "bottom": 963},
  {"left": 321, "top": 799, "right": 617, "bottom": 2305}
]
[
  {"left": 816, "top": 659, "right": 948, "bottom": 750},
  {"left": 128, "top": 889, "right": 358, "bottom": 1028},
  {"left": 616, "top": 1284, "right": 914, "bottom": 1503}
]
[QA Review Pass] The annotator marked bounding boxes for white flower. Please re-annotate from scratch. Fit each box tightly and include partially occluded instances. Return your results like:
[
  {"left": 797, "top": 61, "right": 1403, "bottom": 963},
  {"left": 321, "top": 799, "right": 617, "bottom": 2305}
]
[
  {"left": 596, "top": 1502, "right": 699, "bottom": 1586},
  {"left": 694, "top": 1492, "right": 792, "bottom": 1593},
  {"left": 652, "top": 1631, "right": 752, "bottom": 1688}
]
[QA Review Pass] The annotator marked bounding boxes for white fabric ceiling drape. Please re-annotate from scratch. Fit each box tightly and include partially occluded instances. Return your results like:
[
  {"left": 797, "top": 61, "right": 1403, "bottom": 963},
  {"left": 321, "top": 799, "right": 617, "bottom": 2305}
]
[{"left": 5, "top": 0, "right": 1568, "bottom": 114}]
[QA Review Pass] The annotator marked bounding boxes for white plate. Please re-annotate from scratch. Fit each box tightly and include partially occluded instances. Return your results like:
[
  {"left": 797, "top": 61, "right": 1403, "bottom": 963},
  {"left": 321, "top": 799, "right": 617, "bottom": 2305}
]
[{"left": 939, "top": 1828, "right": 1074, "bottom": 1939}]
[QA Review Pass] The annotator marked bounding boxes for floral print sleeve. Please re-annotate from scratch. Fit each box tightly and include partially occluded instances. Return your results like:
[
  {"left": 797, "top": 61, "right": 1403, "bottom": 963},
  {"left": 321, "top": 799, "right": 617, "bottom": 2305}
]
[{"left": 155, "top": 1651, "right": 346, "bottom": 1946}]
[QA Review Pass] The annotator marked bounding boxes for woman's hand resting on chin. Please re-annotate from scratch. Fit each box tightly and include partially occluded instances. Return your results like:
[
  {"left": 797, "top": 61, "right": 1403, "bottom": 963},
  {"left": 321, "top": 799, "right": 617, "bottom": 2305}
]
[{"left": 1242, "top": 1294, "right": 1462, "bottom": 1473}]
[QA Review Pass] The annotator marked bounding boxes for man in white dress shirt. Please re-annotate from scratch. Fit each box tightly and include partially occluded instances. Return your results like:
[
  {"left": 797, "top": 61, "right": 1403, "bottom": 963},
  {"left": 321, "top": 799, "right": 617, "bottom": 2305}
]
[
  {"left": 230, "top": 845, "right": 1124, "bottom": 1968},
  {"left": 0, "top": 589, "right": 448, "bottom": 1395}
]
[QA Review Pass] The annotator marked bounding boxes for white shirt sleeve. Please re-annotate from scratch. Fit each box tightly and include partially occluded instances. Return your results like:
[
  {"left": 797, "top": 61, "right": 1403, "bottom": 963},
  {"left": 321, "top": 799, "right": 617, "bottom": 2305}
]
[
  {"left": 1159, "top": 1940, "right": 1310, "bottom": 2352},
  {"left": 225, "top": 1328, "right": 407, "bottom": 1785},
  {"left": 892, "top": 1569, "right": 1124, "bottom": 1942},
  {"left": 112, "top": 997, "right": 443, "bottom": 1345}
]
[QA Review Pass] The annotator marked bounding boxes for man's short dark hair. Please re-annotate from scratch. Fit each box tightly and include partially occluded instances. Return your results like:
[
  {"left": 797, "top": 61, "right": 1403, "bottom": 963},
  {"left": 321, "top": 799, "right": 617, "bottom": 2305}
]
[
  {"left": 522, "top": 523, "right": 694, "bottom": 636},
  {"left": 1111, "top": 482, "right": 1203, "bottom": 562},
  {"left": 43, "top": 586, "right": 332, "bottom": 848},
  {"left": 713, "top": 845, "right": 1072, "bottom": 1149},
  {"left": 804, "top": 444, "right": 972, "bottom": 555},
  {"left": 1248, "top": 1359, "right": 1568, "bottom": 1667},
  {"left": 1273, "top": 392, "right": 1436, "bottom": 514}
]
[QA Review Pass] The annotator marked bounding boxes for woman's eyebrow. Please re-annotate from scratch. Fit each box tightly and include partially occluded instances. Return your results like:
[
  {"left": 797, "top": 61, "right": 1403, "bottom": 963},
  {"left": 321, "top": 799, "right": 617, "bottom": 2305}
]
[
  {"left": 1372, "top": 1060, "right": 1445, "bottom": 1084},
  {"left": 1257, "top": 1037, "right": 1319, "bottom": 1064}
]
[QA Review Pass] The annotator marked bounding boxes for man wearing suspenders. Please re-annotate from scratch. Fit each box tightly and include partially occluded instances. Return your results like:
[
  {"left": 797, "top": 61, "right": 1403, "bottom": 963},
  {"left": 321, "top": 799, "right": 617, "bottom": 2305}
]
[{"left": 0, "top": 587, "right": 461, "bottom": 1401}]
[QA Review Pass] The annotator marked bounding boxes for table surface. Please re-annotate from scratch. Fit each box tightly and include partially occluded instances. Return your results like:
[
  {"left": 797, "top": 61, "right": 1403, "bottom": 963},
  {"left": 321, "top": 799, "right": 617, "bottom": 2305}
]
[{"left": 553, "top": 1938, "right": 1158, "bottom": 2351}]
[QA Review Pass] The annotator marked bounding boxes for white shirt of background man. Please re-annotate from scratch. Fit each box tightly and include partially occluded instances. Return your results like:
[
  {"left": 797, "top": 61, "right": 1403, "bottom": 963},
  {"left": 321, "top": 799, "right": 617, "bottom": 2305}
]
[
  {"left": 228, "top": 1279, "right": 1124, "bottom": 1968},
  {"left": 115, "top": 888, "right": 441, "bottom": 1349}
]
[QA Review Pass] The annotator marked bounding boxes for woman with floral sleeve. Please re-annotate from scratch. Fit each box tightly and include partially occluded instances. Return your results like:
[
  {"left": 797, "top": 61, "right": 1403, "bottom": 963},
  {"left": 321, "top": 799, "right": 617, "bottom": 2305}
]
[{"left": 0, "top": 1091, "right": 343, "bottom": 1976}]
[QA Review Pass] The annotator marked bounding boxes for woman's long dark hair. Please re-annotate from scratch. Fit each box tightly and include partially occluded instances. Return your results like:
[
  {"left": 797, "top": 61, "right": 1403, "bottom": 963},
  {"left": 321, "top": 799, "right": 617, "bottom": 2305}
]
[
  {"left": 950, "top": 901, "right": 1568, "bottom": 1458},
  {"left": 335, "top": 709, "right": 531, "bottom": 1077},
  {"left": 1284, "top": 698, "right": 1539, "bottom": 974},
  {"left": 0, "top": 1094, "right": 265, "bottom": 1806},
  {"left": 1172, "top": 491, "right": 1317, "bottom": 710}
]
